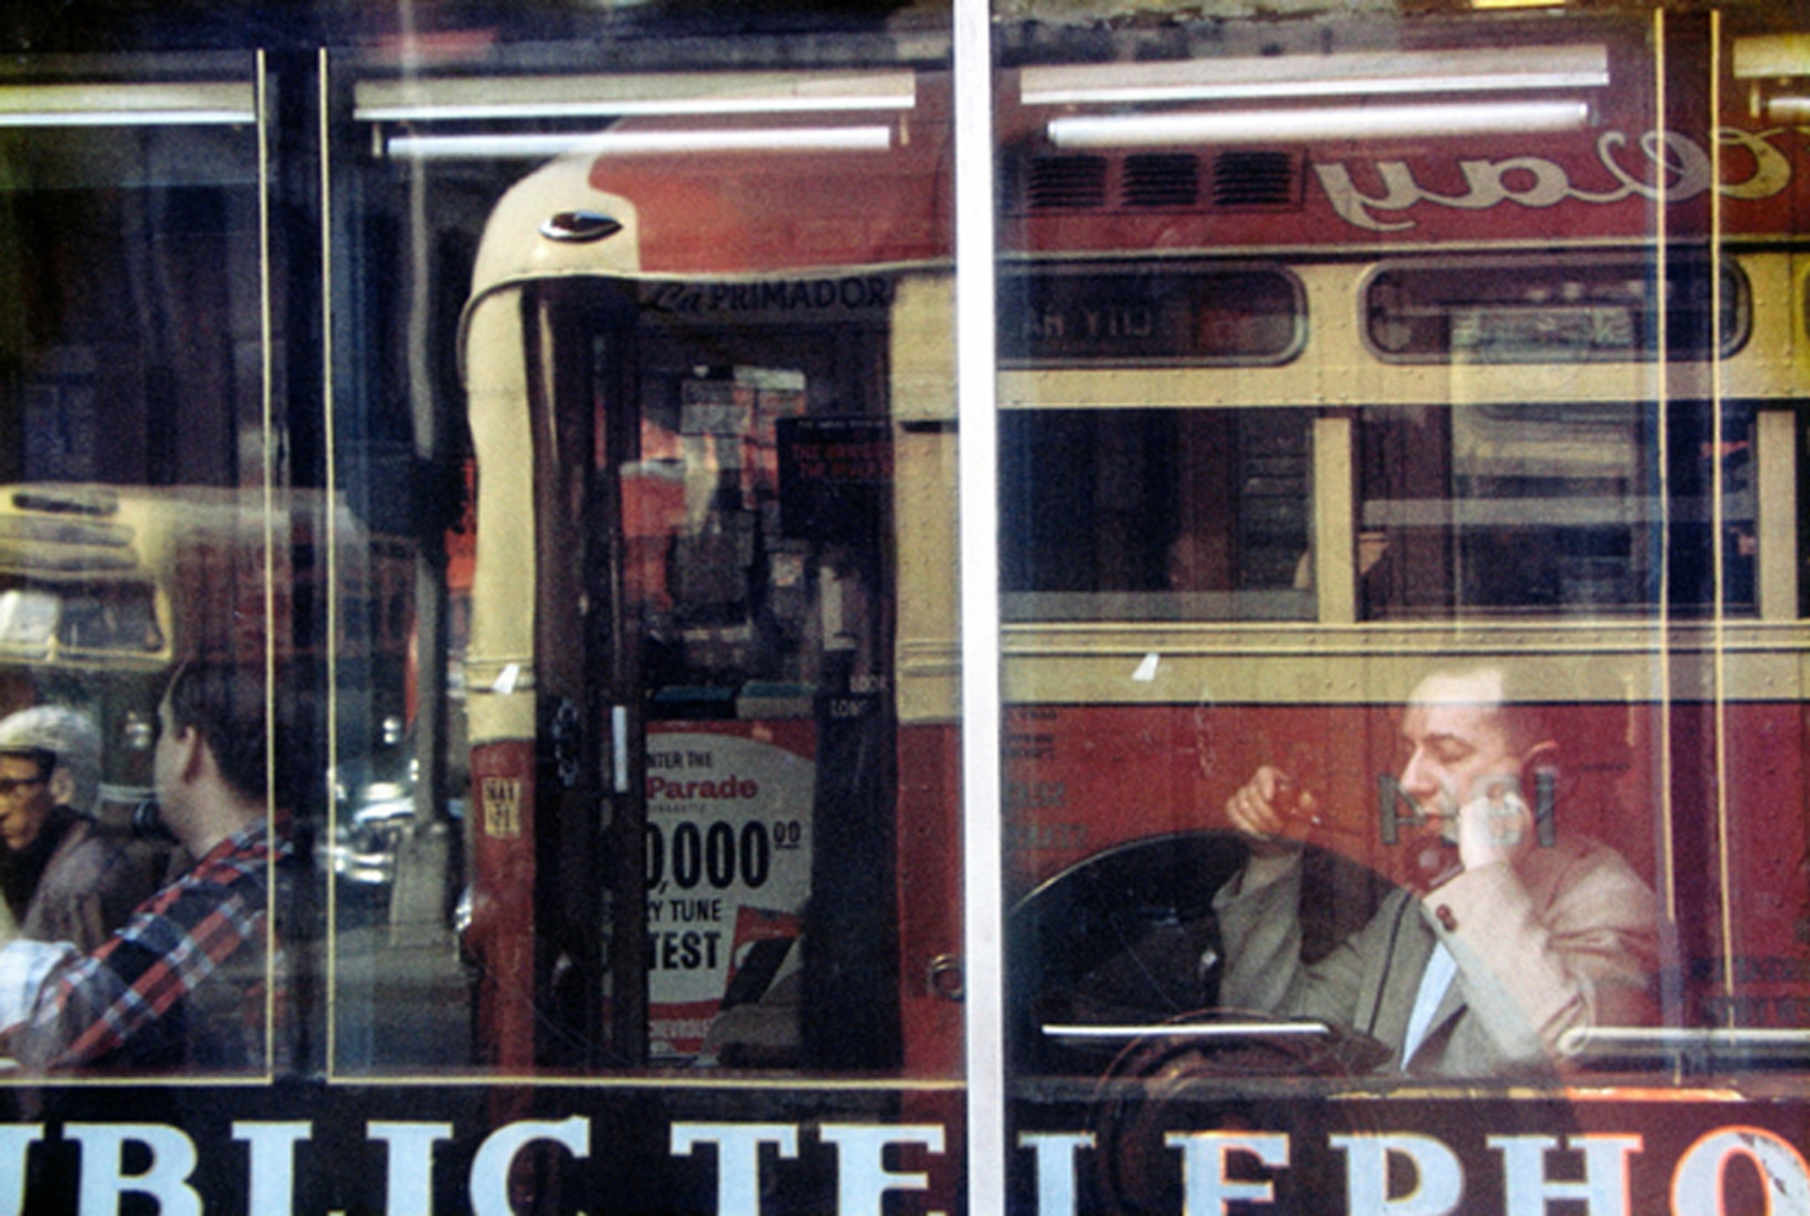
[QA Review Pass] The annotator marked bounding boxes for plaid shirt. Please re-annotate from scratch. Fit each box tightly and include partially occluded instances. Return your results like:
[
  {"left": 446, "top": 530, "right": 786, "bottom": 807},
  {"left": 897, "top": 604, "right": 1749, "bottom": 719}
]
[{"left": 12, "top": 819, "right": 290, "bottom": 1073}]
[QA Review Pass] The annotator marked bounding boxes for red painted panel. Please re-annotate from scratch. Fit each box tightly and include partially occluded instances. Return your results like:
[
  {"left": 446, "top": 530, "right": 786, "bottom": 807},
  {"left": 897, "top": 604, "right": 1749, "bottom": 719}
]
[
  {"left": 590, "top": 107, "right": 952, "bottom": 273},
  {"left": 467, "top": 737, "right": 538, "bottom": 1071},
  {"left": 582, "top": 42, "right": 1810, "bottom": 277},
  {"left": 896, "top": 723, "right": 964, "bottom": 1077},
  {"left": 1002, "top": 700, "right": 1810, "bottom": 1029},
  {"left": 1689, "top": 703, "right": 1810, "bottom": 1028}
]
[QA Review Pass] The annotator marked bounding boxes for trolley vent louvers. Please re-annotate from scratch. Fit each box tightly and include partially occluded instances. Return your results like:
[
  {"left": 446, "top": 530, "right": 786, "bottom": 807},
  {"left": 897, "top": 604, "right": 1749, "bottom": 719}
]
[
  {"left": 1024, "top": 155, "right": 1109, "bottom": 209},
  {"left": 1210, "top": 150, "right": 1299, "bottom": 208},
  {"left": 1121, "top": 154, "right": 1199, "bottom": 208},
  {"left": 1013, "top": 150, "right": 1301, "bottom": 213}
]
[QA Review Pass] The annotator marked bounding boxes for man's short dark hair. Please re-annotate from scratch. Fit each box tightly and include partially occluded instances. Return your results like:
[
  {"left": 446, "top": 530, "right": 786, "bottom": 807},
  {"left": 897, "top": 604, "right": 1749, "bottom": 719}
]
[{"left": 165, "top": 660, "right": 314, "bottom": 810}]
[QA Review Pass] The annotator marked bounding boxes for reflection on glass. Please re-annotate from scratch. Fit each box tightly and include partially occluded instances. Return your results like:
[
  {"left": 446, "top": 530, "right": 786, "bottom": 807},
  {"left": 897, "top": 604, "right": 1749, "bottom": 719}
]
[
  {"left": 1002, "top": 409, "right": 1313, "bottom": 622},
  {"left": 615, "top": 332, "right": 890, "bottom": 1066},
  {"left": 0, "top": 481, "right": 332, "bottom": 1076},
  {"left": 1359, "top": 401, "right": 1756, "bottom": 618},
  {"left": 0, "top": 656, "right": 296, "bottom": 1075},
  {"left": 1364, "top": 254, "right": 1748, "bottom": 363},
  {"left": 343, "top": 34, "right": 953, "bottom": 1082}
]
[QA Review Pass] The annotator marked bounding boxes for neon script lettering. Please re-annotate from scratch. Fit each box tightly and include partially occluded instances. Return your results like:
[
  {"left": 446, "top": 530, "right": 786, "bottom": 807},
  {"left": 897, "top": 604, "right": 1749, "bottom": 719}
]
[{"left": 1313, "top": 126, "right": 1797, "bottom": 232}]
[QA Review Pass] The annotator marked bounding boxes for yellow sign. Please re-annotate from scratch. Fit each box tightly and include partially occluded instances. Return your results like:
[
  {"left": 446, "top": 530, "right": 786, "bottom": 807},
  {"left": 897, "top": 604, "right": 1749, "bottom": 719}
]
[{"left": 481, "top": 777, "right": 522, "bottom": 839}]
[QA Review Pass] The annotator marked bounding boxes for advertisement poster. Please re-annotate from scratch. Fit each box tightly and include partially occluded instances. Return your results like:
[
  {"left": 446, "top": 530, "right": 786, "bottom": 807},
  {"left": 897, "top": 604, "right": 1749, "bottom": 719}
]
[{"left": 644, "top": 724, "right": 815, "bottom": 1061}]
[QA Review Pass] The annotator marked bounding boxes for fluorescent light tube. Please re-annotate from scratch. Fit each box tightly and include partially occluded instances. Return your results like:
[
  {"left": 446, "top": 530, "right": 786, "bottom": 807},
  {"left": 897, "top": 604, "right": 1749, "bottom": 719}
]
[
  {"left": 386, "top": 124, "right": 895, "bottom": 161},
  {"left": 1764, "top": 95, "right": 1810, "bottom": 124},
  {"left": 357, "top": 69, "right": 914, "bottom": 123},
  {"left": 0, "top": 110, "right": 254, "bottom": 128},
  {"left": 1732, "top": 34, "right": 1810, "bottom": 79},
  {"left": 1047, "top": 99, "right": 1591, "bottom": 147},
  {"left": 1021, "top": 45, "right": 1607, "bottom": 106},
  {"left": 0, "top": 82, "right": 255, "bottom": 128}
]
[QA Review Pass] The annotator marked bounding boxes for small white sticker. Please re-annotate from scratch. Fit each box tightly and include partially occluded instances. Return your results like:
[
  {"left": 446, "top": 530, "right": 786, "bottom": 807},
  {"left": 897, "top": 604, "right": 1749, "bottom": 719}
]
[
  {"left": 493, "top": 662, "right": 520, "bottom": 694},
  {"left": 1132, "top": 653, "right": 1160, "bottom": 682}
]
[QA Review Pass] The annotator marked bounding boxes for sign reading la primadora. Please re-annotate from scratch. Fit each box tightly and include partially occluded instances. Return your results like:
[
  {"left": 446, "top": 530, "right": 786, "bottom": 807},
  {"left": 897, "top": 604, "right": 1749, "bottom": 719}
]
[{"left": 0, "top": 1099, "right": 1805, "bottom": 1215}]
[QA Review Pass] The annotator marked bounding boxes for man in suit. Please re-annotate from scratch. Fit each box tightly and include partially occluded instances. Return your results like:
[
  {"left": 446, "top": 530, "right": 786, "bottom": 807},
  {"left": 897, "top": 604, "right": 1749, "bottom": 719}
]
[{"left": 1214, "top": 664, "right": 1661, "bottom": 1076}]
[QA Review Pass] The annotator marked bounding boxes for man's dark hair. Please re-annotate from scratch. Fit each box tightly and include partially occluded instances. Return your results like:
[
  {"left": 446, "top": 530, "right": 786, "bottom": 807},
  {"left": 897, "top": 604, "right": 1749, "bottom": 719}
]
[{"left": 165, "top": 660, "right": 314, "bottom": 810}]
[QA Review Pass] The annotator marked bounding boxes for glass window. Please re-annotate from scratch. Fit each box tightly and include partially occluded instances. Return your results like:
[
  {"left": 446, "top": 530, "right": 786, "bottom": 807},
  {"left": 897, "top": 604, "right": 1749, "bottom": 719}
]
[
  {"left": 998, "top": 9, "right": 1810, "bottom": 1214},
  {"left": 1364, "top": 253, "right": 1749, "bottom": 363},
  {"left": 1357, "top": 399, "right": 1758, "bottom": 617},
  {"left": 0, "top": 568, "right": 171, "bottom": 661},
  {"left": 0, "top": 52, "right": 312, "bottom": 1082},
  {"left": 330, "top": 23, "right": 955, "bottom": 1099},
  {"left": 0, "top": 69, "right": 267, "bottom": 489},
  {"left": 999, "top": 263, "right": 1305, "bottom": 366},
  {"left": 1001, "top": 408, "right": 1314, "bottom": 622},
  {"left": 1, "top": 5, "right": 1809, "bottom": 1213},
  {"left": 0, "top": 588, "right": 56, "bottom": 653}
]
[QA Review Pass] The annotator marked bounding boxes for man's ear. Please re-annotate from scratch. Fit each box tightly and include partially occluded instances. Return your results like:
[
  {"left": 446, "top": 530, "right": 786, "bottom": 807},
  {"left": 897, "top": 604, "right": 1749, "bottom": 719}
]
[
  {"left": 46, "top": 767, "right": 75, "bottom": 808},
  {"left": 174, "top": 724, "right": 207, "bottom": 783},
  {"left": 1521, "top": 739, "right": 1562, "bottom": 793},
  {"left": 1521, "top": 739, "right": 1560, "bottom": 773}
]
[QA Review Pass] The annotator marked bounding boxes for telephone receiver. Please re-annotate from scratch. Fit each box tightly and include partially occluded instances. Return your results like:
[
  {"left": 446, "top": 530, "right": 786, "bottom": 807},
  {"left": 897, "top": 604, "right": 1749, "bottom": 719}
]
[
  {"left": 1378, "top": 747, "right": 1559, "bottom": 869},
  {"left": 1409, "top": 837, "right": 1464, "bottom": 893}
]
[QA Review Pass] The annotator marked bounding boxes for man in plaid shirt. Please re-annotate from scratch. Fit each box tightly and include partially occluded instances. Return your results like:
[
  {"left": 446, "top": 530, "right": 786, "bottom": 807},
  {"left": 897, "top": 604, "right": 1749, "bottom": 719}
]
[{"left": 0, "top": 661, "right": 298, "bottom": 1073}]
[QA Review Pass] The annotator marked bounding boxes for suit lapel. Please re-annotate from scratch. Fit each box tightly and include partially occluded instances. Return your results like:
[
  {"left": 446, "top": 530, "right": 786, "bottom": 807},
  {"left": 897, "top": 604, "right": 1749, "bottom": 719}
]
[
  {"left": 1365, "top": 891, "right": 1440, "bottom": 1064},
  {"left": 1395, "top": 908, "right": 1473, "bottom": 1071}
]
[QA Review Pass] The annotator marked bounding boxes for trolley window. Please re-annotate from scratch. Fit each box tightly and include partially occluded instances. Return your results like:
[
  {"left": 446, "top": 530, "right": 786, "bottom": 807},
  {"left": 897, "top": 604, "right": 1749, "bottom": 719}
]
[
  {"left": 999, "top": 264, "right": 1305, "bottom": 367},
  {"left": 0, "top": 580, "right": 164, "bottom": 656},
  {"left": 0, "top": 588, "right": 57, "bottom": 655},
  {"left": 1001, "top": 408, "right": 1314, "bottom": 621},
  {"left": 1364, "top": 254, "right": 1749, "bottom": 363},
  {"left": 1358, "top": 399, "right": 1756, "bottom": 617}
]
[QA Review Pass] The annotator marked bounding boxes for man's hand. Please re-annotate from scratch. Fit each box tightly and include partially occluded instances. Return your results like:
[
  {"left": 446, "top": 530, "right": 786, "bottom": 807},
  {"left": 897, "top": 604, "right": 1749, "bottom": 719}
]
[
  {"left": 1224, "top": 765, "right": 1318, "bottom": 858},
  {"left": 0, "top": 939, "right": 77, "bottom": 1036},
  {"left": 1451, "top": 774, "right": 1534, "bottom": 873}
]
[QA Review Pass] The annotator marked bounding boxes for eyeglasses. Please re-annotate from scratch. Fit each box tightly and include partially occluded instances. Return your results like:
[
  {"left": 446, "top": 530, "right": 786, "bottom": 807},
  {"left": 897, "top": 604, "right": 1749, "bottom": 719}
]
[{"left": 0, "top": 776, "right": 46, "bottom": 798}]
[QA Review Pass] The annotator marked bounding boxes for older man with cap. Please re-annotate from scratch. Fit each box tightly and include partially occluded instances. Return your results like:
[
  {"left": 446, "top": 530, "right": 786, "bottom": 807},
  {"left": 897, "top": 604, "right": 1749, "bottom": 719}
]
[{"left": 0, "top": 705, "right": 161, "bottom": 954}]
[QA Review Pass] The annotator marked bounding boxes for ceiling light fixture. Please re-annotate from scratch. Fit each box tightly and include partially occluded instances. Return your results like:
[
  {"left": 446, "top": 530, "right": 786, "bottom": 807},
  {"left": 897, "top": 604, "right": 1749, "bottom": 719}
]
[
  {"left": 357, "top": 69, "right": 915, "bottom": 123},
  {"left": 0, "top": 82, "right": 255, "bottom": 128},
  {"left": 385, "top": 124, "right": 895, "bottom": 161},
  {"left": 1046, "top": 99, "right": 1592, "bottom": 148},
  {"left": 1731, "top": 33, "right": 1810, "bottom": 79},
  {"left": 1762, "top": 95, "right": 1810, "bottom": 124},
  {"left": 1021, "top": 44, "right": 1606, "bottom": 106}
]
